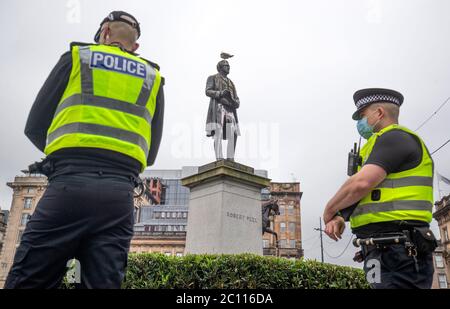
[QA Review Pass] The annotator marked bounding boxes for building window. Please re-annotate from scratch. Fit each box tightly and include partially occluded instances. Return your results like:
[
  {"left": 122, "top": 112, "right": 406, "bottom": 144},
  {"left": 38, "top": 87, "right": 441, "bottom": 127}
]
[
  {"left": 290, "top": 240, "right": 296, "bottom": 248},
  {"left": 24, "top": 197, "right": 32, "bottom": 209},
  {"left": 161, "top": 212, "right": 166, "bottom": 218},
  {"left": 261, "top": 188, "right": 270, "bottom": 200},
  {"left": 160, "top": 179, "right": 190, "bottom": 205},
  {"left": 443, "top": 227, "right": 449, "bottom": 243},
  {"left": 20, "top": 214, "right": 31, "bottom": 226},
  {"left": 26, "top": 187, "right": 35, "bottom": 194},
  {"left": 438, "top": 274, "right": 448, "bottom": 289},
  {"left": 279, "top": 239, "right": 287, "bottom": 248},
  {"left": 176, "top": 252, "right": 183, "bottom": 257},
  {"left": 288, "top": 205, "right": 294, "bottom": 215},
  {"left": 289, "top": 222, "right": 296, "bottom": 233},
  {"left": 155, "top": 212, "right": 161, "bottom": 219},
  {"left": 435, "top": 254, "right": 445, "bottom": 268},
  {"left": 279, "top": 206, "right": 285, "bottom": 215},
  {"left": 280, "top": 222, "right": 286, "bottom": 233},
  {"left": 177, "top": 212, "right": 182, "bottom": 218},
  {"left": 172, "top": 212, "right": 176, "bottom": 218},
  {"left": 182, "top": 212, "right": 187, "bottom": 219},
  {"left": 164, "top": 252, "right": 171, "bottom": 256},
  {"left": 263, "top": 239, "right": 269, "bottom": 248}
]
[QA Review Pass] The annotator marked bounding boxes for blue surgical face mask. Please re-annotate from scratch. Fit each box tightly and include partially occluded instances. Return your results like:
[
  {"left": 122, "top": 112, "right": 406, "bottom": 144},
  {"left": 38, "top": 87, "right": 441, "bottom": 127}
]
[
  {"left": 356, "top": 111, "right": 380, "bottom": 139},
  {"left": 356, "top": 117, "right": 374, "bottom": 139}
]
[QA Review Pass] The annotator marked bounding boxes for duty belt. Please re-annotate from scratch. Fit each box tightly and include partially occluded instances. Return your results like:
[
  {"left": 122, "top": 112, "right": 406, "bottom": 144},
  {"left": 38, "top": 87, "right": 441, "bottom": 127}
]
[{"left": 353, "top": 230, "right": 420, "bottom": 272}]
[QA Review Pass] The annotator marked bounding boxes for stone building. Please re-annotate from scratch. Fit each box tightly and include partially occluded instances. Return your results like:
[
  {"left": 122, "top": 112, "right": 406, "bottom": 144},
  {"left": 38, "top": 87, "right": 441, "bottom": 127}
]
[
  {"left": 0, "top": 207, "right": 8, "bottom": 258},
  {"left": 262, "top": 182, "right": 303, "bottom": 259},
  {"left": 432, "top": 194, "right": 450, "bottom": 289}
]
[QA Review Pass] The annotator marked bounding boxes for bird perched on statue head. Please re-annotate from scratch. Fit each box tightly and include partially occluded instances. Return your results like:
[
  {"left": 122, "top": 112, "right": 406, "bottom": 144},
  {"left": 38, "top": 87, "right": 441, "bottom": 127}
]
[{"left": 220, "top": 52, "right": 234, "bottom": 59}]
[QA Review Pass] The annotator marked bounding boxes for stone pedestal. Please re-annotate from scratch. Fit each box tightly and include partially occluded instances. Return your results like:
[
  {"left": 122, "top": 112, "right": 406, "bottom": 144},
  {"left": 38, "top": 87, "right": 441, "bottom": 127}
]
[{"left": 182, "top": 160, "right": 270, "bottom": 255}]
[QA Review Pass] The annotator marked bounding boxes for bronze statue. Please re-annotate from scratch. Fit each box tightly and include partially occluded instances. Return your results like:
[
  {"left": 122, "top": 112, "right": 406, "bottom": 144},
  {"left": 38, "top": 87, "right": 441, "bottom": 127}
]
[
  {"left": 205, "top": 53, "right": 241, "bottom": 161},
  {"left": 262, "top": 198, "right": 280, "bottom": 237},
  {"left": 262, "top": 195, "right": 280, "bottom": 256}
]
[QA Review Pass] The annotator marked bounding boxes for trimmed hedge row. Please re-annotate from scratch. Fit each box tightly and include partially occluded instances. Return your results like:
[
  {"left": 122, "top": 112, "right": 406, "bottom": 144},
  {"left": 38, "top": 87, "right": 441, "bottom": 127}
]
[{"left": 122, "top": 253, "right": 369, "bottom": 289}]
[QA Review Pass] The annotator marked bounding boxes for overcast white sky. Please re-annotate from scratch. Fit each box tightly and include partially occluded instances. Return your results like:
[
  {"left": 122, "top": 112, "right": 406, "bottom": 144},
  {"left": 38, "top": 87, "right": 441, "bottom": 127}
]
[{"left": 1, "top": 0, "right": 450, "bottom": 267}]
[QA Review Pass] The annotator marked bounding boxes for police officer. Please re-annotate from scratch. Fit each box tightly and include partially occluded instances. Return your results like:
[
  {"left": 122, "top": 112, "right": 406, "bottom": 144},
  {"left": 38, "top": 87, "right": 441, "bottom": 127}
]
[
  {"left": 323, "top": 88, "right": 436, "bottom": 289},
  {"left": 5, "top": 11, "right": 164, "bottom": 288}
]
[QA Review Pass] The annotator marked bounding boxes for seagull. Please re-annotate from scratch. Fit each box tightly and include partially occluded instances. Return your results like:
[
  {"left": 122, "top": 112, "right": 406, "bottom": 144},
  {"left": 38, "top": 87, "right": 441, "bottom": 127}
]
[{"left": 220, "top": 52, "right": 234, "bottom": 59}]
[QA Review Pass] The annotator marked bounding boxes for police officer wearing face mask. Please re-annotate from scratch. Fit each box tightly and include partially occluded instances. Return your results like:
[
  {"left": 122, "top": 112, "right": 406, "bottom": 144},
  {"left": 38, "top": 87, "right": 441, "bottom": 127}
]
[
  {"left": 4, "top": 11, "right": 164, "bottom": 289},
  {"left": 322, "top": 88, "right": 437, "bottom": 289}
]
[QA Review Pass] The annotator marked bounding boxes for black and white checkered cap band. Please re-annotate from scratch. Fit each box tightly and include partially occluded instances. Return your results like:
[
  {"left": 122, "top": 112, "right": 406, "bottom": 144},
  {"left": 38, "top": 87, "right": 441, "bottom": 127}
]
[{"left": 355, "top": 94, "right": 401, "bottom": 109}]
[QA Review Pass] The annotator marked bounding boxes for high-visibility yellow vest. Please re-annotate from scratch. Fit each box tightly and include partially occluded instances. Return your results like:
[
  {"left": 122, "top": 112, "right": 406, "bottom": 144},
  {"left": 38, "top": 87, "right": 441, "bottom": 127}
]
[
  {"left": 44, "top": 43, "right": 161, "bottom": 172},
  {"left": 350, "top": 124, "right": 434, "bottom": 229}
]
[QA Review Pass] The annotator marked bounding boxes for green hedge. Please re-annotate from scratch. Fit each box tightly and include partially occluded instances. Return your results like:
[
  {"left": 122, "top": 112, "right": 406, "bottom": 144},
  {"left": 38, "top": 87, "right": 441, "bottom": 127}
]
[{"left": 122, "top": 253, "right": 369, "bottom": 289}]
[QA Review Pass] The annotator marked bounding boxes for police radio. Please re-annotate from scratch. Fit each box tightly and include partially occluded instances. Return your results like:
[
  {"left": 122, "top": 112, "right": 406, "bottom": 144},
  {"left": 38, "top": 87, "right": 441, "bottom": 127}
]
[
  {"left": 339, "top": 138, "right": 363, "bottom": 222},
  {"left": 347, "top": 138, "right": 362, "bottom": 176}
]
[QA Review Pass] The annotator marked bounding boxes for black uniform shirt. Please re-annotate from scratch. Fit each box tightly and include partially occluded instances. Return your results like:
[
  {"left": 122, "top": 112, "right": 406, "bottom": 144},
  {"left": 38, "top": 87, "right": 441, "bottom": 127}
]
[
  {"left": 350, "top": 129, "right": 430, "bottom": 237},
  {"left": 24, "top": 47, "right": 164, "bottom": 178}
]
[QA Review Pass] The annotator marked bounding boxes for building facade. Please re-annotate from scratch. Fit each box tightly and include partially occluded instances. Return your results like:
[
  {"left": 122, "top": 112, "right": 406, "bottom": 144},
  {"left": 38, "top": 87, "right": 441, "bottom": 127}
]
[
  {"left": 432, "top": 194, "right": 450, "bottom": 289},
  {"left": 0, "top": 207, "right": 8, "bottom": 258},
  {"left": 144, "top": 177, "right": 164, "bottom": 205},
  {"left": 129, "top": 167, "right": 197, "bottom": 255},
  {"left": 262, "top": 182, "right": 303, "bottom": 259}
]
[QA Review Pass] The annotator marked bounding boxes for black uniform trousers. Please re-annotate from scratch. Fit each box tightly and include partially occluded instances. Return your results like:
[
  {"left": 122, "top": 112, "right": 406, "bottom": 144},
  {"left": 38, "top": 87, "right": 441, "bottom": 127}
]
[
  {"left": 363, "top": 243, "right": 434, "bottom": 289},
  {"left": 4, "top": 173, "right": 135, "bottom": 289}
]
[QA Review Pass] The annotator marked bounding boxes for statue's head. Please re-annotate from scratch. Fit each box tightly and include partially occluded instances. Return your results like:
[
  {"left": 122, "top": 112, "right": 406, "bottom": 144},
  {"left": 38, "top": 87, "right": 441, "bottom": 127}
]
[{"left": 217, "top": 60, "right": 230, "bottom": 75}]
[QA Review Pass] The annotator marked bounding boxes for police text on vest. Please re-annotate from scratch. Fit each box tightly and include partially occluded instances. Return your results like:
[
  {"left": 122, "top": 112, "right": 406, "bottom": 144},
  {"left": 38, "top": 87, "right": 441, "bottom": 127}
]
[{"left": 90, "top": 51, "right": 146, "bottom": 78}]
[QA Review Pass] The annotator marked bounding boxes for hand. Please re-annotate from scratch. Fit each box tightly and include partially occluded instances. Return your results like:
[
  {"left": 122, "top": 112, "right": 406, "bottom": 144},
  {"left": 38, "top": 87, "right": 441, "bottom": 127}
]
[
  {"left": 323, "top": 210, "right": 335, "bottom": 225},
  {"left": 324, "top": 216, "right": 345, "bottom": 242},
  {"left": 220, "top": 89, "right": 231, "bottom": 98},
  {"left": 219, "top": 98, "right": 232, "bottom": 107}
]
